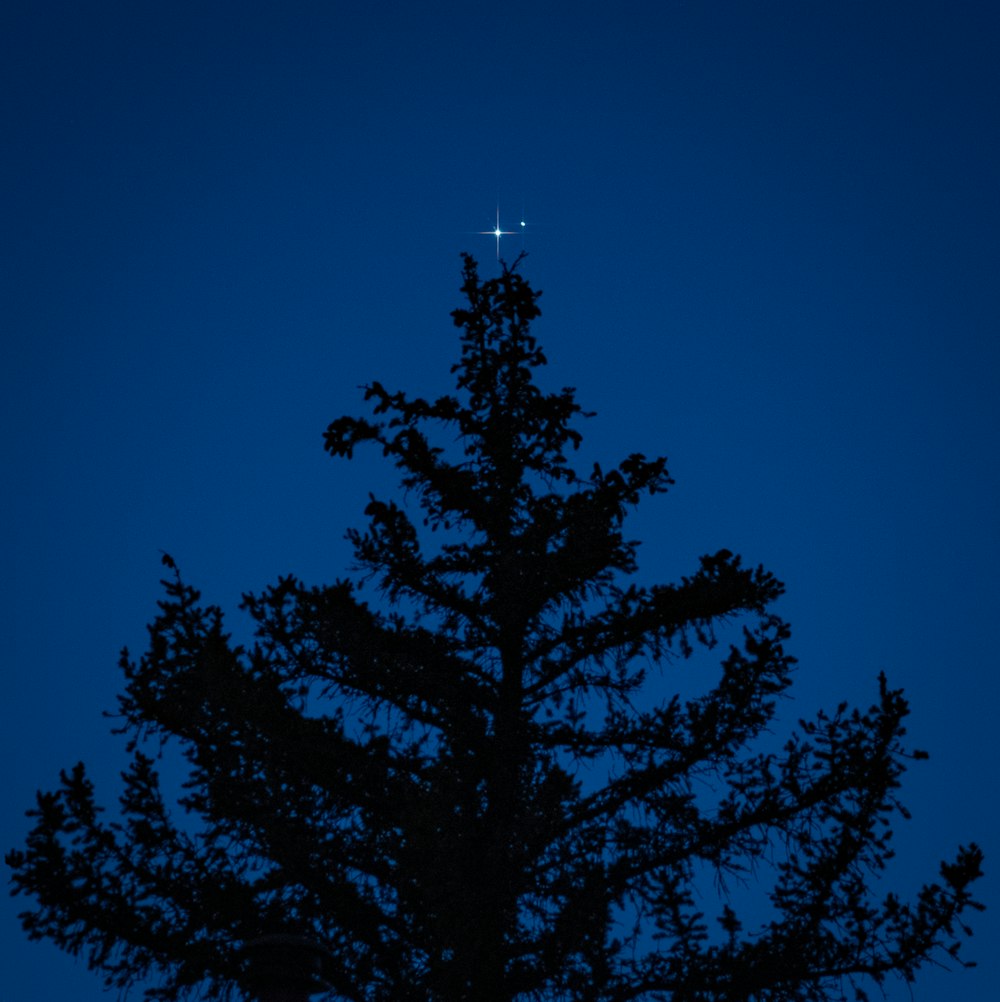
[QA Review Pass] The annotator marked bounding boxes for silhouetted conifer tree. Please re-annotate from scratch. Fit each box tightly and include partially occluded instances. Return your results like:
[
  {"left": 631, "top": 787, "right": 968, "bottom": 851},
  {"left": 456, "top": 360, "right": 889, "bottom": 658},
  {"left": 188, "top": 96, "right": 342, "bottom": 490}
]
[{"left": 8, "top": 255, "right": 982, "bottom": 1002}]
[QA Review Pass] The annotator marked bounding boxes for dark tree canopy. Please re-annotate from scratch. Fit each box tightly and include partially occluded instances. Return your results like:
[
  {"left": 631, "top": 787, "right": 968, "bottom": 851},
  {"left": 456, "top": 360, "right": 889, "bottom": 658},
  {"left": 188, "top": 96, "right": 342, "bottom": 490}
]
[{"left": 8, "top": 255, "right": 982, "bottom": 1002}]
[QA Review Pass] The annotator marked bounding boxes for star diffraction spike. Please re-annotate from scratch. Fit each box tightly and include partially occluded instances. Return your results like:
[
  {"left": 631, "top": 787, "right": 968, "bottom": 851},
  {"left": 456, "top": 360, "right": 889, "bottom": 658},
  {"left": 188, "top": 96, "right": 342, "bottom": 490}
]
[{"left": 480, "top": 205, "right": 517, "bottom": 260}]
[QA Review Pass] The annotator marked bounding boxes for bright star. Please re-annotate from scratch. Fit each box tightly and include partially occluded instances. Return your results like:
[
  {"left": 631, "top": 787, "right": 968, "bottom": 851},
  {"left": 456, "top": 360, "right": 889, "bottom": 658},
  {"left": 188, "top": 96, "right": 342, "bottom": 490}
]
[{"left": 480, "top": 207, "right": 516, "bottom": 260}]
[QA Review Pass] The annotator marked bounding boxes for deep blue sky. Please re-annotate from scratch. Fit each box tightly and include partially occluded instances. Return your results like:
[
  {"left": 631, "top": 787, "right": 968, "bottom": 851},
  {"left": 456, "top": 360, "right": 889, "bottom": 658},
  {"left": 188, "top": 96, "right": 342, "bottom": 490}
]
[{"left": 3, "top": 2, "right": 997, "bottom": 999}]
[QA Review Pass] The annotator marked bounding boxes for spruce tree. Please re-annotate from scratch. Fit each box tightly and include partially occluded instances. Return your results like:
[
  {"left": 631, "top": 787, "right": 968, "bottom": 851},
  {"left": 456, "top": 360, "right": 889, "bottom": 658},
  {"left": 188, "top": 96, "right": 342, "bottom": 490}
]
[{"left": 7, "top": 255, "right": 982, "bottom": 1002}]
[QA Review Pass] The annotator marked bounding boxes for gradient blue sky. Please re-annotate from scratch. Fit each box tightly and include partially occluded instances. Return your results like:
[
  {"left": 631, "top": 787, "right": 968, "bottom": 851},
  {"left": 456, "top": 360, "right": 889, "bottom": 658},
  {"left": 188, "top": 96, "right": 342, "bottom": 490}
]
[{"left": 3, "top": 2, "right": 997, "bottom": 999}]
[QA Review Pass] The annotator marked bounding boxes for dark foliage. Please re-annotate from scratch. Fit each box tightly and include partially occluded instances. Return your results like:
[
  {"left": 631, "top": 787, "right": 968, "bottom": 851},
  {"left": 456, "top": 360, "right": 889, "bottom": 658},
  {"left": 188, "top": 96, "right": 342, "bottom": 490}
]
[{"left": 8, "top": 255, "right": 982, "bottom": 1001}]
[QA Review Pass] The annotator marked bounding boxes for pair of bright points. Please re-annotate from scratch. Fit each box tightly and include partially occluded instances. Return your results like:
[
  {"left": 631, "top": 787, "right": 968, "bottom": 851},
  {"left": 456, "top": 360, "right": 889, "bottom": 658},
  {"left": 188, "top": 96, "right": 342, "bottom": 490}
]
[{"left": 480, "top": 208, "right": 527, "bottom": 259}]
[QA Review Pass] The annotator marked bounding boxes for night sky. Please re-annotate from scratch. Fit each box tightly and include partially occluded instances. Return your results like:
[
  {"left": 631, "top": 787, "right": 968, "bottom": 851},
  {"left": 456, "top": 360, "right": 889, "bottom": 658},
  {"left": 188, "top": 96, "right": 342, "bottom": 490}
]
[{"left": 3, "top": 2, "right": 997, "bottom": 999}]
